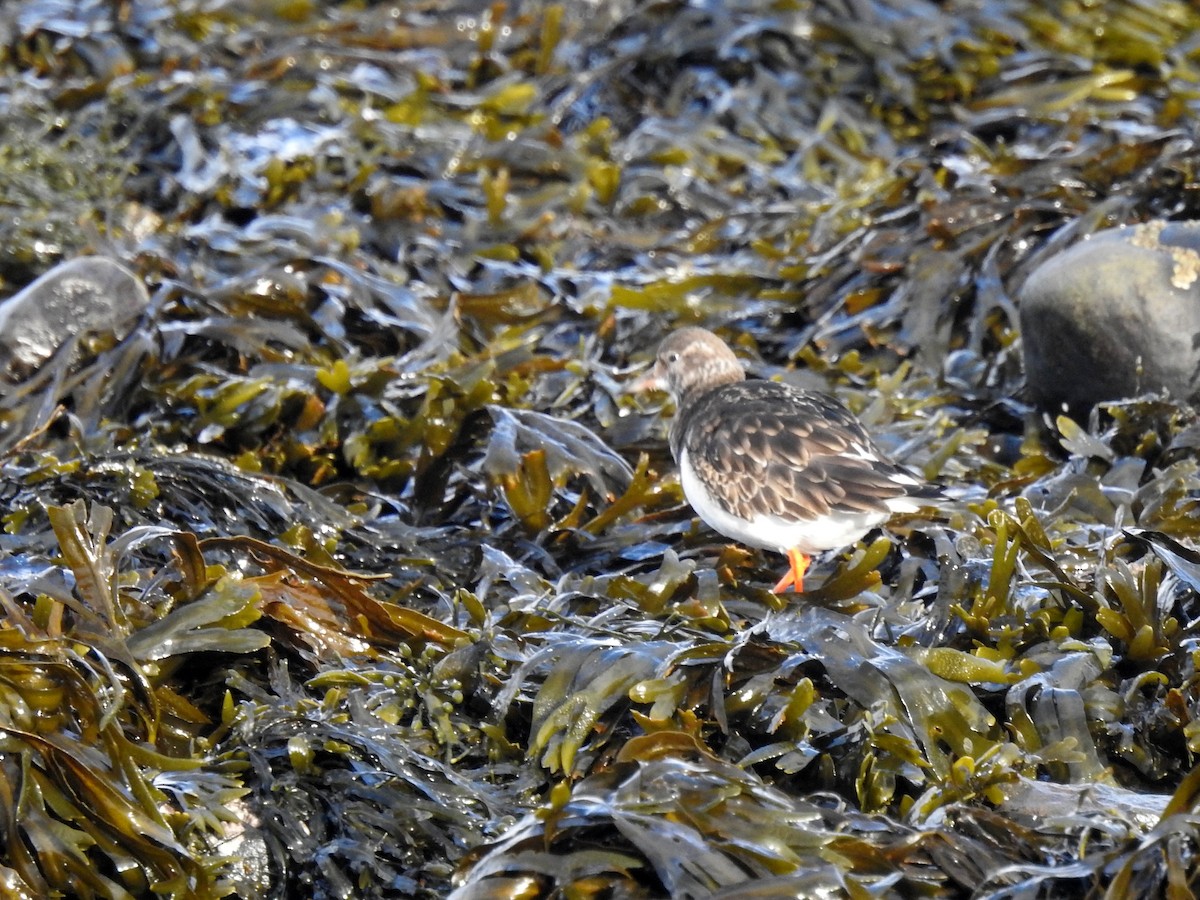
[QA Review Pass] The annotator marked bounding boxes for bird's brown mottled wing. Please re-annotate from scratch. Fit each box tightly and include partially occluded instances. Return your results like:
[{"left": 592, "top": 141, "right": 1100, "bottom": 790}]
[{"left": 677, "top": 381, "right": 918, "bottom": 521}]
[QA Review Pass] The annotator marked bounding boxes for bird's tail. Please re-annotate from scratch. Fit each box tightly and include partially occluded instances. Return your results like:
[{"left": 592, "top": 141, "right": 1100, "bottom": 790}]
[{"left": 887, "top": 479, "right": 983, "bottom": 514}]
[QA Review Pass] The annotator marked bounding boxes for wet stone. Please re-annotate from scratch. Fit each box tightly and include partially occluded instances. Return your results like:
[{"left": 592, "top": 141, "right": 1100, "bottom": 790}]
[
  {"left": 1019, "top": 220, "right": 1200, "bottom": 414},
  {"left": 0, "top": 256, "right": 150, "bottom": 376}
]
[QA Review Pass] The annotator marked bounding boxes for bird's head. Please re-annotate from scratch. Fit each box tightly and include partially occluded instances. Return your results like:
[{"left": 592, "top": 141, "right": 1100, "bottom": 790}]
[{"left": 634, "top": 327, "right": 746, "bottom": 404}]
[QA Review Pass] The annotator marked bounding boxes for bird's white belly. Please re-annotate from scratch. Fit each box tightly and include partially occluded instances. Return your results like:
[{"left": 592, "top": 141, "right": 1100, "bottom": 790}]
[{"left": 679, "top": 449, "right": 887, "bottom": 554}]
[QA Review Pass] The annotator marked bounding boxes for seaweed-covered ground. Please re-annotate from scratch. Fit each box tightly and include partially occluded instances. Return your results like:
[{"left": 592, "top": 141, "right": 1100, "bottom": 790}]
[{"left": 2, "top": 1, "right": 1200, "bottom": 897}]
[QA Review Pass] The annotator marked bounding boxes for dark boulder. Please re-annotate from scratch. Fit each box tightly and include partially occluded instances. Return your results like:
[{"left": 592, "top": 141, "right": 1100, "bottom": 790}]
[{"left": 1020, "top": 220, "right": 1200, "bottom": 414}]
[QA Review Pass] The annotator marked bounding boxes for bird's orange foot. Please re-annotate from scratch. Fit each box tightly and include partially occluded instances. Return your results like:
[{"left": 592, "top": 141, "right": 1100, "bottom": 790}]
[{"left": 773, "top": 548, "right": 811, "bottom": 593}]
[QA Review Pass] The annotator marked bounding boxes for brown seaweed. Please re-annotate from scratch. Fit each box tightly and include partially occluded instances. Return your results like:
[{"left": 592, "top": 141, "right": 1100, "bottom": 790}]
[{"left": 2, "top": 0, "right": 1200, "bottom": 896}]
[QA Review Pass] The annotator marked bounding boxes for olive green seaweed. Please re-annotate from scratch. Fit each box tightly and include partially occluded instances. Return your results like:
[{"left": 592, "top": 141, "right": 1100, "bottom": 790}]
[{"left": 2, "top": 0, "right": 1200, "bottom": 896}]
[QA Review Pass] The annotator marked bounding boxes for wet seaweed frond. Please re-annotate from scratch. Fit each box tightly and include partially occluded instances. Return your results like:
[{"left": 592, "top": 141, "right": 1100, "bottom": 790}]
[{"left": 5, "top": 0, "right": 1200, "bottom": 895}]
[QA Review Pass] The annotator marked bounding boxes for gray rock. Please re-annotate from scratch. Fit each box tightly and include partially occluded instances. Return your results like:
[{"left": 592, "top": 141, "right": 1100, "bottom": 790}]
[
  {"left": 1020, "top": 220, "right": 1200, "bottom": 413},
  {"left": 0, "top": 256, "right": 150, "bottom": 374}
]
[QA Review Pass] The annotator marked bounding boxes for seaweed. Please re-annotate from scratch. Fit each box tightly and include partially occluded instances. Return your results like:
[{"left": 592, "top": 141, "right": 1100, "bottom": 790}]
[{"left": 3, "top": 0, "right": 1200, "bottom": 895}]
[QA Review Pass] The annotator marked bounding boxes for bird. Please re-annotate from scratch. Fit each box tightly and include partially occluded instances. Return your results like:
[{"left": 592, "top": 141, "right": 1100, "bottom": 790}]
[{"left": 637, "top": 326, "right": 941, "bottom": 593}]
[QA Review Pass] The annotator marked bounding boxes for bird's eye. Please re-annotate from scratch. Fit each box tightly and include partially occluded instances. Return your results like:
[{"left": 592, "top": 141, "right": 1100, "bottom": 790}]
[{"left": 665, "top": 352, "right": 679, "bottom": 364}]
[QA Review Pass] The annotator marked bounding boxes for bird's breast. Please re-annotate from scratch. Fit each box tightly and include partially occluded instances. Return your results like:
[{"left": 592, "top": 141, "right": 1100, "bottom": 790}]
[{"left": 678, "top": 448, "right": 887, "bottom": 554}]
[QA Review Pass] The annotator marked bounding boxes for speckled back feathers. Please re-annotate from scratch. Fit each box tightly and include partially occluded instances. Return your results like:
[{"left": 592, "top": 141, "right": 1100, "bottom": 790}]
[
  {"left": 648, "top": 327, "right": 939, "bottom": 532},
  {"left": 678, "top": 379, "right": 933, "bottom": 523}
]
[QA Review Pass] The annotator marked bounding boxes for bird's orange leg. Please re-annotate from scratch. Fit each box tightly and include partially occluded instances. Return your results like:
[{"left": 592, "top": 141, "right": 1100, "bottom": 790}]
[{"left": 773, "top": 548, "right": 811, "bottom": 593}]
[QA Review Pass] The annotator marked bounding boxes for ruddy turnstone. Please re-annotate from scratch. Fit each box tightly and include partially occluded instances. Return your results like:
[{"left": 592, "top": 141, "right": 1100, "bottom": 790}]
[{"left": 639, "top": 327, "right": 940, "bottom": 592}]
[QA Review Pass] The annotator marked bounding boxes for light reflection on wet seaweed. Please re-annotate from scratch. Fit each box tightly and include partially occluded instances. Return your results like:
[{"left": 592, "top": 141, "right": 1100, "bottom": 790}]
[{"left": 0, "top": 0, "right": 1199, "bottom": 896}]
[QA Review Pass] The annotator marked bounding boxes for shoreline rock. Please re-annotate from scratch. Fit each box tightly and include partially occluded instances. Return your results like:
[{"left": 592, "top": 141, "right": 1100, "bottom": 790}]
[
  {"left": 1020, "top": 220, "right": 1200, "bottom": 414},
  {"left": 0, "top": 256, "right": 150, "bottom": 378}
]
